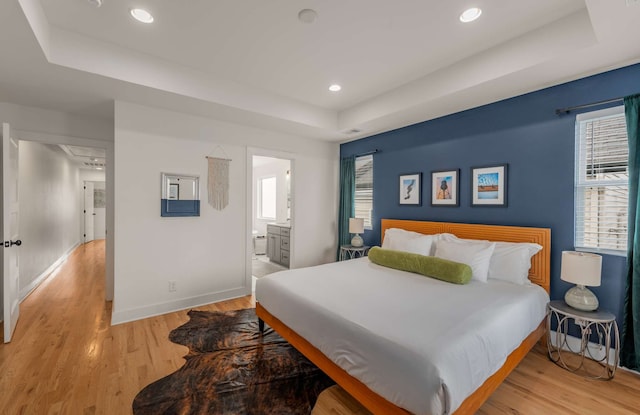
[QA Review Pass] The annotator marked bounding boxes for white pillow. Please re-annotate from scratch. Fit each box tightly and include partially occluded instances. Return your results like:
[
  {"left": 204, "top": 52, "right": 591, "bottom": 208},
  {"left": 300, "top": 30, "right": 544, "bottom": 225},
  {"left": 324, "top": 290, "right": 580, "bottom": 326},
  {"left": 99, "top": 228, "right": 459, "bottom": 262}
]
[
  {"left": 382, "top": 228, "right": 434, "bottom": 256},
  {"left": 434, "top": 238, "right": 495, "bottom": 283},
  {"left": 488, "top": 242, "right": 542, "bottom": 285}
]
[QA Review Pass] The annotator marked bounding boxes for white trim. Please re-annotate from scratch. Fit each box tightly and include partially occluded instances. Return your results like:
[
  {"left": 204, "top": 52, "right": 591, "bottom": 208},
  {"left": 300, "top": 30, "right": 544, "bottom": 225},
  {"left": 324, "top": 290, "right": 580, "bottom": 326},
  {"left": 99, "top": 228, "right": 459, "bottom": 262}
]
[
  {"left": 19, "top": 241, "right": 80, "bottom": 301},
  {"left": 111, "top": 287, "right": 248, "bottom": 325},
  {"left": 575, "top": 246, "right": 626, "bottom": 257}
]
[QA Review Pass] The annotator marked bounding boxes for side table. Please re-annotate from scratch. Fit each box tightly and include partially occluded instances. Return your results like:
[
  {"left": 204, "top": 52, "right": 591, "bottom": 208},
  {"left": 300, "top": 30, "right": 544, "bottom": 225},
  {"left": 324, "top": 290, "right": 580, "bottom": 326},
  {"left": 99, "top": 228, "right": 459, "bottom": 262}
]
[
  {"left": 339, "top": 245, "right": 370, "bottom": 261},
  {"left": 546, "top": 300, "right": 619, "bottom": 379}
]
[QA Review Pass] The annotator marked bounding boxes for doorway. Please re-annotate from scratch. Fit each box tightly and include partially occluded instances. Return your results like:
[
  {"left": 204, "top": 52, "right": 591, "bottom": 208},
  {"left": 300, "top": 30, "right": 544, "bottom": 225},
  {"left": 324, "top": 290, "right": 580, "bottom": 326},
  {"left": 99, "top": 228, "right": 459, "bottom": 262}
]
[
  {"left": 84, "top": 181, "right": 106, "bottom": 242},
  {"left": 249, "top": 154, "right": 293, "bottom": 288}
]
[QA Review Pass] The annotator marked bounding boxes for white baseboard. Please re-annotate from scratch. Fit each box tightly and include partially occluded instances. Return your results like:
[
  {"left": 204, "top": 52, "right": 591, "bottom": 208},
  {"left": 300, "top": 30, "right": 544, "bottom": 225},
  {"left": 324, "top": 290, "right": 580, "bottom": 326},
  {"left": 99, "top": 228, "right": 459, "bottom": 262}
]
[
  {"left": 110, "top": 286, "right": 252, "bottom": 325},
  {"left": 19, "top": 241, "right": 80, "bottom": 301},
  {"left": 548, "top": 330, "right": 618, "bottom": 367}
]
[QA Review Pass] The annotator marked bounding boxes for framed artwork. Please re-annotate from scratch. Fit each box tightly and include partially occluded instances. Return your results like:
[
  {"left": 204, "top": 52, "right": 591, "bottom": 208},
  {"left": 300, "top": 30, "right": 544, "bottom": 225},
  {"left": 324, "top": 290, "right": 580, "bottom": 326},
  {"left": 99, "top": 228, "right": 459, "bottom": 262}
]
[
  {"left": 399, "top": 173, "right": 422, "bottom": 205},
  {"left": 431, "top": 169, "right": 459, "bottom": 206},
  {"left": 169, "top": 183, "right": 179, "bottom": 200},
  {"left": 471, "top": 164, "right": 508, "bottom": 206}
]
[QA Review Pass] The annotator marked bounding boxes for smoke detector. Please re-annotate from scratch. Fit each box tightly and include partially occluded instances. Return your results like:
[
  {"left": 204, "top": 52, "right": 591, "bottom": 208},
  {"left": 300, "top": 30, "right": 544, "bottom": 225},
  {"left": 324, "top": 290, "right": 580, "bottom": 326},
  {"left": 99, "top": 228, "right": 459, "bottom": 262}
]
[
  {"left": 345, "top": 128, "right": 363, "bottom": 135},
  {"left": 87, "top": 0, "right": 103, "bottom": 7}
]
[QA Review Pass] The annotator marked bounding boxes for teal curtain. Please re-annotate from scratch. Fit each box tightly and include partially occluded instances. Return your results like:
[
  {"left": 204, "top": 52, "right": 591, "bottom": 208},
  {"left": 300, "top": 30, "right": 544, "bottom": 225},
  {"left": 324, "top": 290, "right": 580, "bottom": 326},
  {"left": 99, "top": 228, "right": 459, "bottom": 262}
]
[
  {"left": 337, "top": 156, "right": 355, "bottom": 260},
  {"left": 622, "top": 93, "right": 640, "bottom": 370}
]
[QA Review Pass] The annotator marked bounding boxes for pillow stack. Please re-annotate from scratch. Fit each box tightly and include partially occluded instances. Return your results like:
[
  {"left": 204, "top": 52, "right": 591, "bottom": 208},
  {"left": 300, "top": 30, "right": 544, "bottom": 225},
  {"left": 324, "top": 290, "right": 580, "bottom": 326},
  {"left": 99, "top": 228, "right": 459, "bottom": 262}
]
[
  {"left": 368, "top": 246, "right": 472, "bottom": 285},
  {"left": 381, "top": 228, "right": 435, "bottom": 255},
  {"left": 377, "top": 228, "right": 542, "bottom": 285}
]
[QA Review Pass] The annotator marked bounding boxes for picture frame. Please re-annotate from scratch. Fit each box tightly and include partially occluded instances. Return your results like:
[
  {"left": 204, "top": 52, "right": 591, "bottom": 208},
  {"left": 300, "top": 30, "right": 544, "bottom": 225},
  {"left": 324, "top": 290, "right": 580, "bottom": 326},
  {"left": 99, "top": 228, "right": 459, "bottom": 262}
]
[
  {"left": 471, "top": 164, "right": 508, "bottom": 206},
  {"left": 431, "top": 169, "right": 459, "bottom": 206},
  {"left": 168, "top": 183, "right": 179, "bottom": 200},
  {"left": 399, "top": 173, "right": 422, "bottom": 205}
]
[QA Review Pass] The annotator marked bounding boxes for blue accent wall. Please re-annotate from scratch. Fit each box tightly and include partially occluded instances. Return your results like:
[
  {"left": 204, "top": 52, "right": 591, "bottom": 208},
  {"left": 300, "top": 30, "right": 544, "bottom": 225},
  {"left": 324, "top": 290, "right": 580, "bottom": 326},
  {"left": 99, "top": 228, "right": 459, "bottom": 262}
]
[{"left": 341, "top": 63, "right": 640, "bottom": 330}]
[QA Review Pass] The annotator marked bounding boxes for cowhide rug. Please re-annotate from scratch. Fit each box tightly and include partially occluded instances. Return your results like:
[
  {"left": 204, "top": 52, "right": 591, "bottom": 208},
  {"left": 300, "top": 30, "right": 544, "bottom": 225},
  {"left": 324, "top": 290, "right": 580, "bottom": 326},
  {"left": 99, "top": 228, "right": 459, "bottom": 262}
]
[{"left": 132, "top": 308, "right": 334, "bottom": 415}]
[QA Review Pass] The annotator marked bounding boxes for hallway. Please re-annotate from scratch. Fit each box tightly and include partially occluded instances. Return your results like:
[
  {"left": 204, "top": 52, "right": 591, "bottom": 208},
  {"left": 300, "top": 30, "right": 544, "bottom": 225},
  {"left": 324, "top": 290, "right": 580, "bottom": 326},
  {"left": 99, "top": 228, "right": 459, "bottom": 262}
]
[{"left": 0, "top": 240, "right": 252, "bottom": 414}]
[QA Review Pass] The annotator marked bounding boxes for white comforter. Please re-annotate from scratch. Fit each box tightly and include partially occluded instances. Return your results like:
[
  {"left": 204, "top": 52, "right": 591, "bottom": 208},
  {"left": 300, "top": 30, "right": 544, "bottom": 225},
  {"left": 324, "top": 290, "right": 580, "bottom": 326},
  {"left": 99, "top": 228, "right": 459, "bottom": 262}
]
[{"left": 255, "top": 257, "right": 549, "bottom": 415}]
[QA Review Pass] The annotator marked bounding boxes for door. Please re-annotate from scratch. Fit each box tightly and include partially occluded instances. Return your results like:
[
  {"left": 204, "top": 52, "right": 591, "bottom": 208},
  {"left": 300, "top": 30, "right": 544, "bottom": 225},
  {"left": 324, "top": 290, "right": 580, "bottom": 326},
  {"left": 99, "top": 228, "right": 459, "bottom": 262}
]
[
  {"left": 84, "top": 181, "right": 94, "bottom": 242},
  {"left": 2, "top": 122, "right": 21, "bottom": 343},
  {"left": 92, "top": 182, "right": 106, "bottom": 239}
]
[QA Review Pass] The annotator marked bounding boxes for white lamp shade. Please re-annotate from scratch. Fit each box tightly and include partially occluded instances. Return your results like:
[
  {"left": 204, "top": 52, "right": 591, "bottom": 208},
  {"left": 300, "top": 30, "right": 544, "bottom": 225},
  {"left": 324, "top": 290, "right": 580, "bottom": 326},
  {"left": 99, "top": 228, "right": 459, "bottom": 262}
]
[
  {"left": 560, "top": 251, "right": 602, "bottom": 287},
  {"left": 349, "top": 217, "right": 364, "bottom": 234}
]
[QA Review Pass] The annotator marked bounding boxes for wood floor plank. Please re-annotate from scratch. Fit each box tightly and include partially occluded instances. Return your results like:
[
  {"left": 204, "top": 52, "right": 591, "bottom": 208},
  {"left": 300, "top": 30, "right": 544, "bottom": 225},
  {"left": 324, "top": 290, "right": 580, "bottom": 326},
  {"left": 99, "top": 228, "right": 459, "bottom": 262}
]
[{"left": 1, "top": 240, "right": 639, "bottom": 414}]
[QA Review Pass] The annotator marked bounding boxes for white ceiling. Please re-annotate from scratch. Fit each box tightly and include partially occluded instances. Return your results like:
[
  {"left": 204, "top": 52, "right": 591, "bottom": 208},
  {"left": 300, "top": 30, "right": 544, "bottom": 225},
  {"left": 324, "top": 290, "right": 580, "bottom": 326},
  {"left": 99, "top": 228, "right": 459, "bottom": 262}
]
[
  {"left": 1, "top": 0, "right": 640, "bottom": 142},
  {"left": 59, "top": 144, "right": 106, "bottom": 170}
]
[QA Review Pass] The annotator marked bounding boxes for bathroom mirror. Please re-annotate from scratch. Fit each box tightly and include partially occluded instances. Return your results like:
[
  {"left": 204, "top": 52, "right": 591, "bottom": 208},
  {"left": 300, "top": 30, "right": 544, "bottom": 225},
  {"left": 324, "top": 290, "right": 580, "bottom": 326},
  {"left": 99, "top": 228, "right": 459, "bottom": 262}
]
[{"left": 161, "top": 172, "right": 200, "bottom": 217}]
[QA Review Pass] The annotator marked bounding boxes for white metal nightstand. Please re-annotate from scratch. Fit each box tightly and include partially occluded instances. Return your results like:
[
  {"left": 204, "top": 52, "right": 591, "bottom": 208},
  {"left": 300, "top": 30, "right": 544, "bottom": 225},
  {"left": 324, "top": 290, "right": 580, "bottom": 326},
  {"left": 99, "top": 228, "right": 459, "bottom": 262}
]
[
  {"left": 547, "top": 300, "right": 619, "bottom": 379},
  {"left": 339, "top": 245, "right": 370, "bottom": 261}
]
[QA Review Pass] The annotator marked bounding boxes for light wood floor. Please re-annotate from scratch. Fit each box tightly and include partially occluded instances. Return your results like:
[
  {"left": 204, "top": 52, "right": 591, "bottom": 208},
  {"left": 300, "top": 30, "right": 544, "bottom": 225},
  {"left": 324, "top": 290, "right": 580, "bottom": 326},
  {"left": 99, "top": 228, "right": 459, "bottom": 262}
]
[{"left": 1, "top": 240, "right": 639, "bottom": 414}]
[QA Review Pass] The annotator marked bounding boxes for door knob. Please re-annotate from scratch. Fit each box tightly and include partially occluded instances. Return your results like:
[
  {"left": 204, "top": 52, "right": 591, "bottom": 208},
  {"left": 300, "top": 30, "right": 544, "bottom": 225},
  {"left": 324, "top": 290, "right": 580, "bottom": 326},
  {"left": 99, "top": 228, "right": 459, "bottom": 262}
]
[{"left": 3, "top": 240, "right": 21, "bottom": 248}]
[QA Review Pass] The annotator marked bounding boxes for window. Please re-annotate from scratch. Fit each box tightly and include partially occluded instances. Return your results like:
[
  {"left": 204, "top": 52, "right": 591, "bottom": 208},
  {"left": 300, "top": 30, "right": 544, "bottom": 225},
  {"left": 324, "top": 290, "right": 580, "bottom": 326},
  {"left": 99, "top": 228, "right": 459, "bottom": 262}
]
[
  {"left": 575, "top": 106, "right": 628, "bottom": 254},
  {"left": 355, "top": 154, "right": 373, "bottom": 229},
  {"left": 258, "top": 176, "right": 276, "bottom": 219}
]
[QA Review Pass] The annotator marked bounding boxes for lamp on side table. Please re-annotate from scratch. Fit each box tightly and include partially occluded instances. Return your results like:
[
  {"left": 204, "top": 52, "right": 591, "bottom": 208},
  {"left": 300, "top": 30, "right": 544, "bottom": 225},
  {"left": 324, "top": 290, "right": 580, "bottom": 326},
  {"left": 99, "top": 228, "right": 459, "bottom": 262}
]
[
  {"left": 560, "top": 251, "right": 602, "bottom": 311},
  {"left": 349, "top": 218, "right": 364, "bottom": 247}
]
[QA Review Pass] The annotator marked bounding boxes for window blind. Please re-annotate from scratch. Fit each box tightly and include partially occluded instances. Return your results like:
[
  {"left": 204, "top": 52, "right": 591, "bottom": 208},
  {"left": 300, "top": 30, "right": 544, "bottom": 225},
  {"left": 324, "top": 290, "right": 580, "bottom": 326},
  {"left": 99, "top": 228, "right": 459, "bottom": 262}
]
[
  {"left": 355, "top": 154, "right": 373, "bottom": 229},
  {"left": 575, "top": 107, "right": 628, "bottom": 253}
]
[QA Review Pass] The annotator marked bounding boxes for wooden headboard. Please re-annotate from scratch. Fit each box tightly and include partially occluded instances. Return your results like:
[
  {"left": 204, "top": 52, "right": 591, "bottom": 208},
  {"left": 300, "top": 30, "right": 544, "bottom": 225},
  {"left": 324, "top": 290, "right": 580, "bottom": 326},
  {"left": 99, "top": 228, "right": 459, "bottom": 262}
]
[{"left": 381, "top": 219, "right": 551, "bottom": 293}]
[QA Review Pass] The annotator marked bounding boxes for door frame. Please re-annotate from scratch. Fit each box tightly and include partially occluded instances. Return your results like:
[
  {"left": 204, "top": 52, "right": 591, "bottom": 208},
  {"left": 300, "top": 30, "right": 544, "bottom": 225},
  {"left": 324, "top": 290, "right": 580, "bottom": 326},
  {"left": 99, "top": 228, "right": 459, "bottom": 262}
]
[
  {"left": 11, "top": 130, "right": 114, "bottom": 302},
  {"left": 2, "top": 122, "right": 21, "bottom": 342},
  {"left": 83, "top": 181, "right": 95, "bottom": 243},
  {"left": 245, "top": 148, "right": 295, "bottom": 292}
]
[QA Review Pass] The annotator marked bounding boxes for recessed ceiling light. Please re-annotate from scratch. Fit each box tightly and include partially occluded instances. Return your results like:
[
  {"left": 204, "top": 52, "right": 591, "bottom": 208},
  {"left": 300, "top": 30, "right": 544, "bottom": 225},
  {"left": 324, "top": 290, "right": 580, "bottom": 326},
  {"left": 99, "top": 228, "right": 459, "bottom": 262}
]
[
  {"left": 460, "top": 7, "right": 482, "bottom": 23},
  {"left": 298, "top": 9, "right": 318, "bottom": 24},
  {"left": 96, "top": 167, "right": 104, "bottom": 170},
  {"left": 130, "top": 8, "right": 154, "bottom": 24},
  {"left": 329, "top": 84, "right": 342, "bottom": 92}
]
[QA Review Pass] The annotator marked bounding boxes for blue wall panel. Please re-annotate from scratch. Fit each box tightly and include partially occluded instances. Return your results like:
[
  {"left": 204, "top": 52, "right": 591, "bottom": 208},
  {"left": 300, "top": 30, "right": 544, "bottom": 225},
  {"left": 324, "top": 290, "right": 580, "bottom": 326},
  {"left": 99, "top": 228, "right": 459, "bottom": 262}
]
[
  {"left": 341, "top": 63, "right": 640, "bottom": 329},
  {"left": 161, "top": 199, "right": 200, "bottom": 217}
]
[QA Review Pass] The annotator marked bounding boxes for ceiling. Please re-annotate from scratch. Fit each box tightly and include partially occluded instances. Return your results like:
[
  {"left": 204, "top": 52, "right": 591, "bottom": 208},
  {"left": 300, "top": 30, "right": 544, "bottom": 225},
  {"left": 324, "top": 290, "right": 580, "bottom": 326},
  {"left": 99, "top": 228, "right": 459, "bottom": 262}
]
[
  {"left": 59, "top": 144, "right": 106, "bottom": 170},
  {"left": 1, "top": 0, "right": 639, "bottom": 142}
]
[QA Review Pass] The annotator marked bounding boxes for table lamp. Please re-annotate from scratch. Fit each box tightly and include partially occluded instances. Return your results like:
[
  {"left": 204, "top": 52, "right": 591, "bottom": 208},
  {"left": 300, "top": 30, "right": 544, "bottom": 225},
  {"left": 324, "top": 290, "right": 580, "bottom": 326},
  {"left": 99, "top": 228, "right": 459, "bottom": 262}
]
[
  {"left": 349, "top": 218, "right": 364, "bottom": 247},
  {"left": 560, "top": 251, "right": 602, "bottom": 311}
]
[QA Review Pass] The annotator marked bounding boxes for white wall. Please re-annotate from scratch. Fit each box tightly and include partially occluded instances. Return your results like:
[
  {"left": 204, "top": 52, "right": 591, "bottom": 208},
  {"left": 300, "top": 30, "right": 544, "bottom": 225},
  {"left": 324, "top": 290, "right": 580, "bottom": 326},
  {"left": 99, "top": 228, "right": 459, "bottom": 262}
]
[
  {"left": 113, "top": 101, "right": 339, "bottom": 324},
  {"left": 253, "top": 158, "right": 290, "bottom": 235},
  {"left": 79, "top": 169, "right": 106, "bottom": 182},
  {"left": 18, "top": 141, "right": 81, "bottom": 298},
  {"left": 0, "top": 102, "right": 113, "bottom": 143}
]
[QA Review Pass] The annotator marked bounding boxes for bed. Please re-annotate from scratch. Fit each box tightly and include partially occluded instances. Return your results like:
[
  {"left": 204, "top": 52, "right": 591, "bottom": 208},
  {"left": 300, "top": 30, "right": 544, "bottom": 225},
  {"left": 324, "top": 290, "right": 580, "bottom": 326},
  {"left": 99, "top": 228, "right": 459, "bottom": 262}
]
[{"left": 256, "top": 219, "right": 551, "bottom": 415}]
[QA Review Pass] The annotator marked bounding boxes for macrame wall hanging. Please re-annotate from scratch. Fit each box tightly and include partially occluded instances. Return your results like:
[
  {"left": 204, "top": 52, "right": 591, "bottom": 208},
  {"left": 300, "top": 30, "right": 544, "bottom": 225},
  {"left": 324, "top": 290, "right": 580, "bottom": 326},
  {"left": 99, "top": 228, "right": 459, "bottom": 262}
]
[{"left": 206, "top": 147, "right": 231, "bottom": 211}]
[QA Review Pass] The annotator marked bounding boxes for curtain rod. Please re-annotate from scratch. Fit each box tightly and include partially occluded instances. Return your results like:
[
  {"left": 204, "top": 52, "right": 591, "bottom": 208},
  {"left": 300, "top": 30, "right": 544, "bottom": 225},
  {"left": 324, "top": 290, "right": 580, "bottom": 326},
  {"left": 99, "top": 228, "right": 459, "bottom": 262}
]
[
  {"left": 354, "top": 149, "right": 379, "bottom": 157},
  {"left": 555, "top": 97, "right": 624, "bottom": 115}
]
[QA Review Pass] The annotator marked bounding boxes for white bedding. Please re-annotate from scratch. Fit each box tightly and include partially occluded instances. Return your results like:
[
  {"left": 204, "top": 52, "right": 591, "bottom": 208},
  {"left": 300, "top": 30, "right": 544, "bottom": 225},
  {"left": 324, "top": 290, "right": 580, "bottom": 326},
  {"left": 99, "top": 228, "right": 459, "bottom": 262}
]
[{"left": 255, "top": 257, "right": 549, "bottom": 415}]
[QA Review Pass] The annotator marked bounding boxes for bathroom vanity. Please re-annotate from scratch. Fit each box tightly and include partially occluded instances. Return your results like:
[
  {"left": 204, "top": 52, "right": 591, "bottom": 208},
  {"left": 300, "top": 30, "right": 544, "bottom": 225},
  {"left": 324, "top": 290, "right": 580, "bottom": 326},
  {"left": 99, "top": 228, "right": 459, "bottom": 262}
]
[{"left": 266, "top": 224, "right": 290, "bottom": 268}]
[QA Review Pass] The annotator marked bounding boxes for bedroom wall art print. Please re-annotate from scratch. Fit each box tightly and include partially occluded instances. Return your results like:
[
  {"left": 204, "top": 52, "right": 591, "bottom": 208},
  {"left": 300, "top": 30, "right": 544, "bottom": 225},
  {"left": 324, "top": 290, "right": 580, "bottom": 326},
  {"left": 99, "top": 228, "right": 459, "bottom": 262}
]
[
  {"left": 431, "top": 169, "right": 460, "bottom": 207},
  {"left": 471, "top": 164, "right": 508, "bottom": 206},
  {"left": 399, "top": 173, "right": 422, "bottom": 206}
]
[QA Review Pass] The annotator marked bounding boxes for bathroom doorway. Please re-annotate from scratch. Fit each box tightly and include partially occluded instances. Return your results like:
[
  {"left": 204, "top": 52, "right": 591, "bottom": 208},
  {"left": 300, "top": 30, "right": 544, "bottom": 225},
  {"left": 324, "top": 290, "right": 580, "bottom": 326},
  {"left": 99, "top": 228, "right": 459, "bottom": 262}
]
[{"left": 250, "top": 154, "right": 292, "bottom": 285}]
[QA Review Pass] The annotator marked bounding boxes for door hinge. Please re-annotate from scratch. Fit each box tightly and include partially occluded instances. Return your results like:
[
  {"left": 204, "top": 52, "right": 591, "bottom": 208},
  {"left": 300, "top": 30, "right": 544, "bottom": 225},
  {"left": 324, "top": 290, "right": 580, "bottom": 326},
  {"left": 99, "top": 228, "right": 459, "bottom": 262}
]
[{"left": 84, "top": 210, "right": 86, "bottom": 213}]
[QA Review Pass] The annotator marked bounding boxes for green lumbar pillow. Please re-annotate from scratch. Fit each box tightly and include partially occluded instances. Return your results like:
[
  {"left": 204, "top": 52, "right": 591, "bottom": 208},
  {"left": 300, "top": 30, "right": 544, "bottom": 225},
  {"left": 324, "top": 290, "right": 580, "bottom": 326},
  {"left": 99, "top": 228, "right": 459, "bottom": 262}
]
[{"left": 368, "top": 246, "right": 472, "bottom": 285}]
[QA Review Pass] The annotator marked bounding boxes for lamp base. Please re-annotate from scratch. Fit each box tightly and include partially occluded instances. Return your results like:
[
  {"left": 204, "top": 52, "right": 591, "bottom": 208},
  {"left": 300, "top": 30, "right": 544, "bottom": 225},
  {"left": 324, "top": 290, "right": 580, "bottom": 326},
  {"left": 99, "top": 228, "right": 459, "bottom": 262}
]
[
  {"left": 351, "top": 234, "right": 363, "bottom": 247},
  {"left": 564, "top": 284, "right": 599, "bottom": 311}
]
